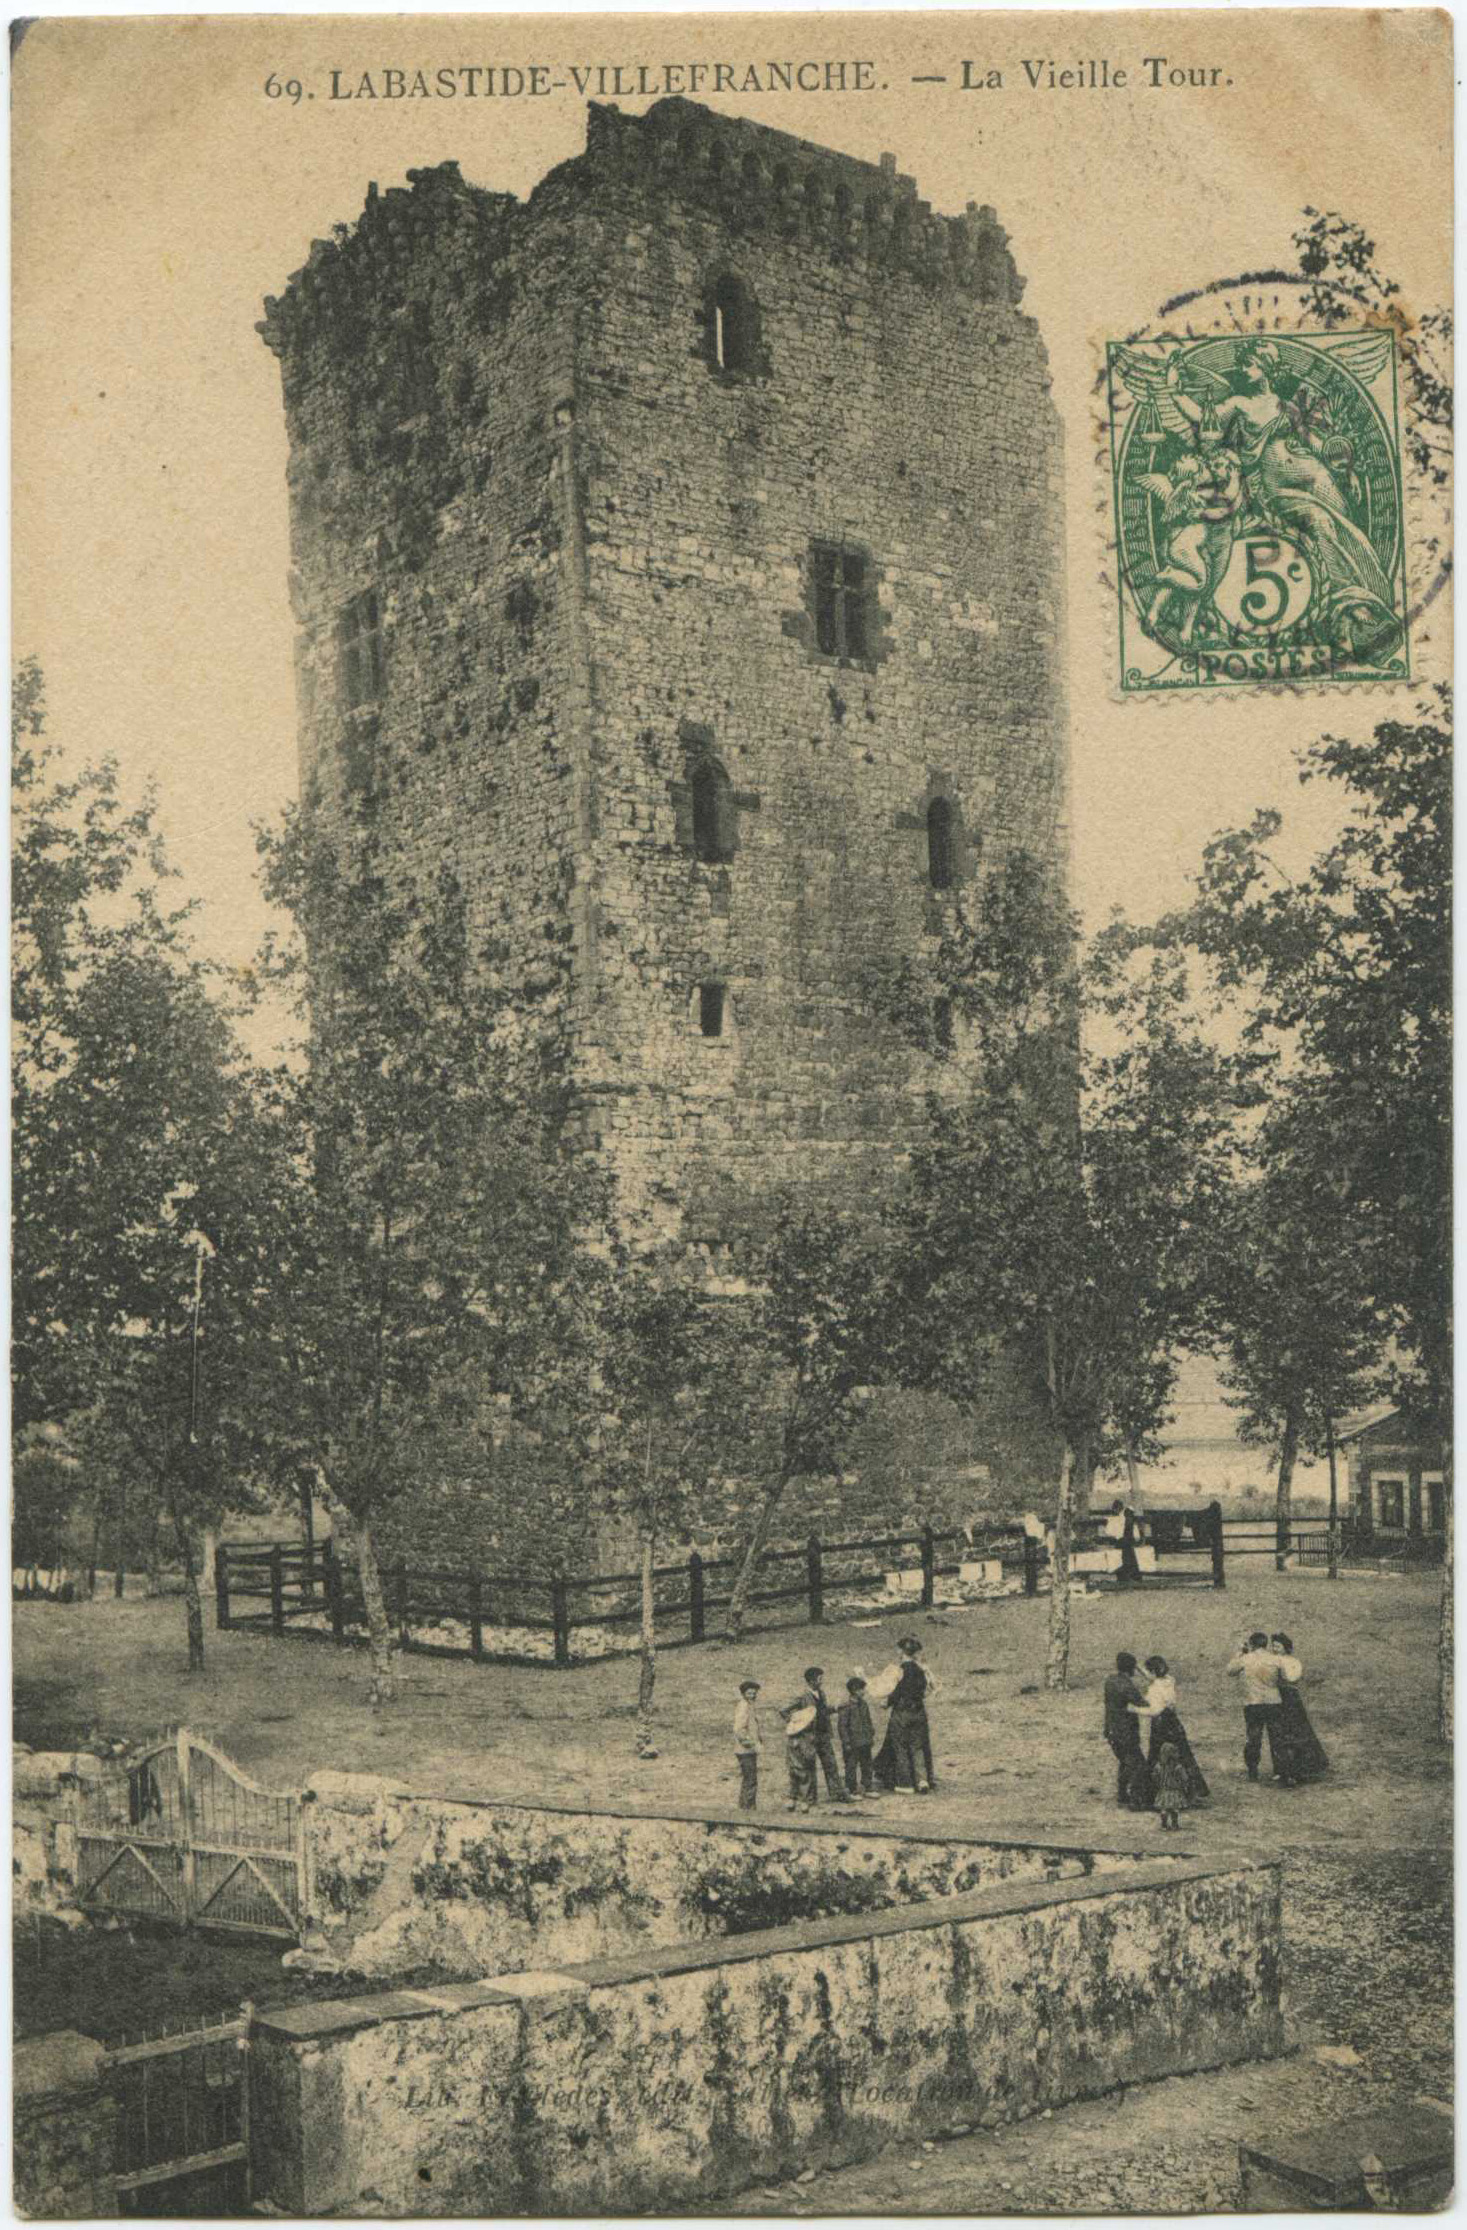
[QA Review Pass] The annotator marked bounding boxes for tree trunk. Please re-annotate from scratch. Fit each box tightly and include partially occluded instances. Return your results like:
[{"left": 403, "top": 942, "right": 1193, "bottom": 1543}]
[
  {"left": 298, "top": 1475, "right": 317, "bottom": 1599},
  {"left": 145, "top": 1505, "right": 164, "bottom": 1597},
  {"left": 1124, "top": 1448, "right": 1141, "bottom": 1500},
  {"left": 113, "top": 1479, "right": 126, "bottom": 1598},
  {"left": 1273, "top": 1408, "right": 1300, "bottom": 1571},
  {"left": 164, "top": 1476, "right": 206, "bottom": 1673},
  {"left": 1438, "top": 1437, "right": 1453, "bottom": 1742},
  {"left": 1324, "top": 1409, "right": 1340, "bottom": 1579},
  {"left": 723, "top": 1473, "right": 791, "bottom": 1643},
  {"left": 1073, "top": 1445, "right": 1097, "bottom": 1526},
  {"left": 346, "top": 1508, "right": 396, "bottom": 1706},
  {"left": 635, "top": 1523, "right": 659, "bottom": 1758},
  {"left": 1044, "top": 1441, "right": 1075, "bottom": 1692}
]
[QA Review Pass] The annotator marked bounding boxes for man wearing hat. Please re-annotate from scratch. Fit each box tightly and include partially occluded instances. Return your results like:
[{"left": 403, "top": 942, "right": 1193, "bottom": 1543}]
[
  {"left": 782, "top": 1666, "right": 853, "bottom": 1808},
  {"left": 732, "top": 1676, "right": 763, "bottom": 1810}
]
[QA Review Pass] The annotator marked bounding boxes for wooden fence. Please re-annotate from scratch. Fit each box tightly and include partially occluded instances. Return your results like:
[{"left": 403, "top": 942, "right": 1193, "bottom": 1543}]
[
  {"left": 216, "top": 1523, "right": 1044, "bottom": 1667},
  {"left": 1219, "top": 1516, "right": 1359, "bottom": 1568}
]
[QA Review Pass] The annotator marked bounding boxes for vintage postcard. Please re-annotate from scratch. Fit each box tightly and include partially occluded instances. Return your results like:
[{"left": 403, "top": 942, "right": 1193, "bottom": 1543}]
[{"left": 12, "top": 9, "right": 1453, "bottom": 2219}]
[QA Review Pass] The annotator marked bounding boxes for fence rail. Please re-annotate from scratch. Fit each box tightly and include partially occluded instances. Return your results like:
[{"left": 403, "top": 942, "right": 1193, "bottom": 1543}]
[
  {"left": 216, "top": 1522, "right": 1049, "bottom": 1667},
  {"left": 215, "top": 1506, "right": 1247, "bottom": 1669}
]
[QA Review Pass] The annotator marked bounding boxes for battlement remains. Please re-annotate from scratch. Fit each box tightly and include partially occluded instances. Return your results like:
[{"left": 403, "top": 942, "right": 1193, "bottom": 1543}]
[{"left": 258, "top": 97, "right": 1023, "bottom": 358}]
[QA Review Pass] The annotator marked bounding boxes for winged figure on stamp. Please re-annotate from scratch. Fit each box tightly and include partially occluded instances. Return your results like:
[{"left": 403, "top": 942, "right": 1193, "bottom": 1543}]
[{"left": 1131, "top": 414, "right": 1244, "bottom": 646}]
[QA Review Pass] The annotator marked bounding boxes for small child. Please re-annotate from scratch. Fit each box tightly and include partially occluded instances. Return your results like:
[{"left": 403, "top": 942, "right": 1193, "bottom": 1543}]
[
  {"left": 837, "top": 1675, "right": 876, "bottom": 1798},
  {"left": 732, "top": 1677, "right": 762, "bottom": 1811},
  {"left": 1153, "top": 1740, "right": 1190, "bottom": 1832},
  {"left": 782, "top": 1697, "right": 819, "bottom": 1811}
]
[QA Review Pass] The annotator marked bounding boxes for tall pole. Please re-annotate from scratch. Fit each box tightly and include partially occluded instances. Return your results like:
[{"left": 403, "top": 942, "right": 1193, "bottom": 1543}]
[
  {"left": 188, "top": 1234, "right": 206, "bottom": 1454},
  {"left": 1325, "top": 1406, "right": 1340, "bottom": 1579}
]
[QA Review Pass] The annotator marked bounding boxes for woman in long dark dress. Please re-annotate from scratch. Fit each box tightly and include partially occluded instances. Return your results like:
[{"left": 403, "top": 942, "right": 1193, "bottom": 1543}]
[
  {"left": 1270, "top": 1633, "right": 1329, "bottom": 1784},
  {"left": 1137, "top": 1654, "right": 1210, "bottom": 1802},
  {"left": 872, "top": 1637, "right": 936, "bottom": 1793}
]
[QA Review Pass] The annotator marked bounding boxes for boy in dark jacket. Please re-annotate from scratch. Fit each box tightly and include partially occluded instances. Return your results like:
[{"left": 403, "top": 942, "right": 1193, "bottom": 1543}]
[{"left": 837, "top": 1676, "right": 877, "bottom": 1797}]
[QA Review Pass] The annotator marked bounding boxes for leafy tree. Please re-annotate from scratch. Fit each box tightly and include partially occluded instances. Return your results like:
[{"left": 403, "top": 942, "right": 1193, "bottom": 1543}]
[
  {"left": 12, "top": 1444, "right": 79, "bottom": 1574},
  {"left": 12, "top": 661, "right": 199, "bottom": 1430},
  {"left": 252, "top": 803, "right": 608, "bottom": 1704},
  {"left": 12, "top": 661, "right": 287, "bottom": 1661},
  {"left": 1209, "top": 1083, "right": 1385, "bottom": 1572},
  {"left": 890, "top": 855, "right": 1242, "bottom": 1688},
  {"left": 718, "top": 1199, "right": 896, "bottom": 1645},
  {"left": 1163, "top": 701, "right": 1450, "bottom": 1723},
  {"left": 583, "top": 1249, "right": 752, "bottom": 1753}
]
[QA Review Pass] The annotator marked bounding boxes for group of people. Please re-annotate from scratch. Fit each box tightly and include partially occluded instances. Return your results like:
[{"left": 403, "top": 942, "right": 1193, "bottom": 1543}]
[
  {"left": 727, "top": 1622, "right": 1329, "bottom": 1826},
  {"left": 1104, "top": 1630, "right": 1329, "bottom": 1827},
  {"left": 730, "top": 1636, "right": 937, "bottom": 1811},
  {"left": 1226, "top": 1629, "right": 1330, "bottom": 1789}
]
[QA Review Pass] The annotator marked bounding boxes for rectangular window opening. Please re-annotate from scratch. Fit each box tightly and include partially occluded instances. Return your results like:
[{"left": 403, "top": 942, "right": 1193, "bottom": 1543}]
[
  {"left": 338, "top": 591, "right": 383, "bottom": 711},
  {"left": 699, "top": 983, "right": 726, "bottom": 1038},
  {"left": 1377, "top": 1475, "right": 1406, "bottom": 1529},
  {"left": 811, "top": 542, "right": 869, "bottom": 662}
]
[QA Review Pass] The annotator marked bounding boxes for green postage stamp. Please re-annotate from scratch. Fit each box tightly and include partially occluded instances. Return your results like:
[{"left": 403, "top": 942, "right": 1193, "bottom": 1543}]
[{"left": 1107, "top": 331, "right": 1409, "bottom": 693}]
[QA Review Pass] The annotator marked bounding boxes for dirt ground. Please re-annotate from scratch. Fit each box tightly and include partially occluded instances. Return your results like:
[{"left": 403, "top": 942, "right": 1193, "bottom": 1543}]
[{"left": 13, "top": 1566, "right": 1453, "bottom": 2211}]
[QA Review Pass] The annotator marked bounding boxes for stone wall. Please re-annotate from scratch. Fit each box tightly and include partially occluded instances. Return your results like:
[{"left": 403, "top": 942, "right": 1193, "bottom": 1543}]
[
  {"left": 13, "top": 2032, "right": 119, "bottom": 2220},
  {"left": 251, "top": 1856, "right": 1282, "bottom": 2215},
  {"left": 261, "top": 98, "right": 1069, "bottom": 1575},
  {"left": 301, "top": 1776, "right": 1158, "bottom": 1979},
  {"left": 13, "top": 1750, "right": 95, "bottom": 1923}
]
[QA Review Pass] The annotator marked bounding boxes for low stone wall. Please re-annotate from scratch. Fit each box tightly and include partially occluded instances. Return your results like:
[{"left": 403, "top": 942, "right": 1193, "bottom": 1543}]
[
  {"left": 252, "top": 1855, "right": 1284, "bottom": 2214},
  {"left": 13, "top": 2031, "right": 119, "bottom": 2219},
  {"left": 303, "top": 1777, "right": 1156, "bottom": 1977},
  {"left": 13, "top": 1750, "right": 98, "bottom": 1923}
]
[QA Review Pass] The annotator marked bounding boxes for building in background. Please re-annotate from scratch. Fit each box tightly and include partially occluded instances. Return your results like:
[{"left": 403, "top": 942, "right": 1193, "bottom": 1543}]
[{"left": 1338, "top": 1406, "right": 1448, "bottom": 1556}]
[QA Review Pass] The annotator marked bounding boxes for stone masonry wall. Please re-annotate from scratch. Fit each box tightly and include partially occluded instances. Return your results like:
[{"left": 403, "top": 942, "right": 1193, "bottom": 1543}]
[
  {"left": 13, "top": 2032, "right": 119, "bottom": 2220},
  {"left": 569, "top": 100, "right": 1068, "bottom": 1243},
  {"left": 251, "top": 1857, "right": 1282, "bottom": 2215},
  {"left": 300, "top": 1776, "right": 1156, "bottom": 1979},
  {"left": 261, "top": 100, "right": 1068, "bottom": 1576},
  {"left": 13, "top": 1749, "right": 94, "bottom": 1923}
]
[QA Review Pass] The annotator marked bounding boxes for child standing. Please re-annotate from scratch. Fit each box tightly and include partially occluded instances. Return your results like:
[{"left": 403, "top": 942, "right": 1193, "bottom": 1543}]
[
  {"left": 1153, "top": 1740, "right": 1190, "bottom": 1832},
  {"left": 782, "top": 1695, "right": 818, "bottom": 1811},
  {"left": 837, "top": 1676, "right": 876, "bottom": 1797},
  {"left": 732, "top": 1677, "right": 762, "bottom": 1811}
]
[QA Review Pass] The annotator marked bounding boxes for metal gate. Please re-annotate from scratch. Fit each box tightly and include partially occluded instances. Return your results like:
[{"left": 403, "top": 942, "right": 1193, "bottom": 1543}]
[
  {"left": 107, "top": 2013, "right": 252, "bottom": 2215},
  {"left": 74, "top": 1730, "right": 305, "bottom": 1938}
]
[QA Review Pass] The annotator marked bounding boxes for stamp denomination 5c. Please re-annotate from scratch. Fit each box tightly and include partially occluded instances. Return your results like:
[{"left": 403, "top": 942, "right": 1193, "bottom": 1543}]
[{"left": 1107, "top": 331, "right": 1408, "bottom": 693}]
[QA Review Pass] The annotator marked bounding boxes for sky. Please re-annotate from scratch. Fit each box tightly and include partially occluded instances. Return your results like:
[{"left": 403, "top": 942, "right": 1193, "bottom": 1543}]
[{"left": 12, "top": 9, "right": 1451, "bottom": 997}]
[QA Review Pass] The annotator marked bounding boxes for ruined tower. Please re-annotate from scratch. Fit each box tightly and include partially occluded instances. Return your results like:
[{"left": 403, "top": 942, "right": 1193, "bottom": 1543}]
[{"left": 261, "top": 99, "right": 1069, "bottom": 1564}]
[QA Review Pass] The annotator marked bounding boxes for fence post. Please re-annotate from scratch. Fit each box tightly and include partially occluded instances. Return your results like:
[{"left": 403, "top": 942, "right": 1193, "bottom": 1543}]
[
  {"left": 1022, "top": 1532, "right": 1039, "bottom": 1598},
  {"left": 689, "top": 1551, "right": 705, "bottom": 1644},
  {"left": 468, "top": 1576, "right": 484, "bottom": 1662},
  {"left": 394, "top": 1563, "right": 409, "bottom": 1645},
  {"left": 1209, "top": 1501, "right": 1226, "bottom": 1589},
  {"left": 269, "top": 1545, "right": 285, "bottom": 1636},
  {"left": 806, "top": 1535, "right": 824, "bottom": 1626},
  {"left": 551, "top": 1577, "right": 571, "bottom": 1668},
  {"left": 921, "top": 1524, "right": 936, "bottom": 1609},
  {"left": 215, "top": 1544, "right": 231, "bottom": 1632},
  {"left": 323, "top": 1540, "right": 346, "bottom": 1645}
]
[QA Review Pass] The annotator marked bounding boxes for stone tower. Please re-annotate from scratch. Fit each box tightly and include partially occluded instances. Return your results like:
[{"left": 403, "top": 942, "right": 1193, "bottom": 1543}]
[{"left": 261, "top": 99, "right": 1069, "bottom": 1564}]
